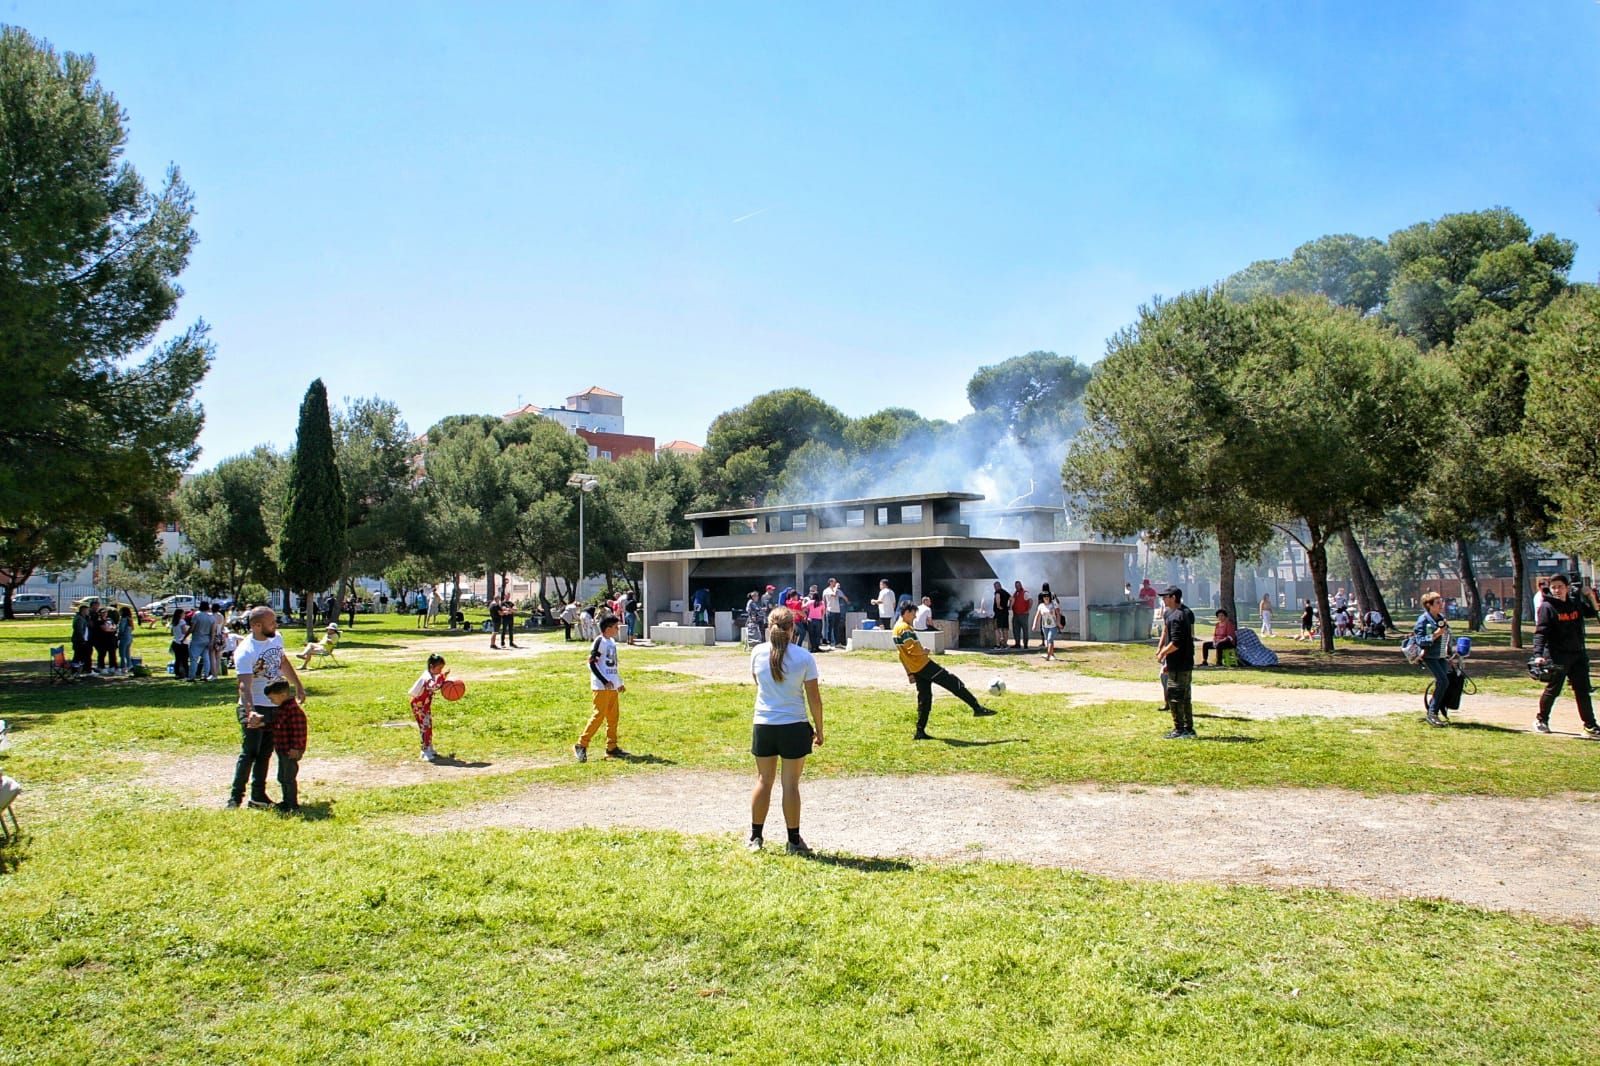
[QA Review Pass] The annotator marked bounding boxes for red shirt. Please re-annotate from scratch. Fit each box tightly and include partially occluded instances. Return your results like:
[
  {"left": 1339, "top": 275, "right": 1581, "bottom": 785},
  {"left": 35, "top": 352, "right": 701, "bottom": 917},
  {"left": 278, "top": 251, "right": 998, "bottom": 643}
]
[
  {"left": 1011, "top": 590, "right": 1031, "bottom": 617},
  {"left": 272, "top": 699, "right": 307, "bottom": 756},
  {"left": 1213, "top": 618, "right": 1237, "bottom": 642}
]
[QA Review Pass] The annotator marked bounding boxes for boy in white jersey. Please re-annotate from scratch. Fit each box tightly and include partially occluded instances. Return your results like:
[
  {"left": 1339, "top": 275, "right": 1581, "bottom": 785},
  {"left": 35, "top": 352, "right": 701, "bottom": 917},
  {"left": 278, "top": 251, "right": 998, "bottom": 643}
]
[{"left": 575, "top": 616, "right": 629, "bottom": 761}]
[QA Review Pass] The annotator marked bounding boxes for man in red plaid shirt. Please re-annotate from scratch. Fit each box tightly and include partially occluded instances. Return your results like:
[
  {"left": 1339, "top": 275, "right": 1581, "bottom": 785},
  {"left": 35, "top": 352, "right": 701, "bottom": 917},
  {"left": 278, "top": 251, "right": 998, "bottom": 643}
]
[{"left": 264, "top": 680, "right": 307, "bottom": 812}]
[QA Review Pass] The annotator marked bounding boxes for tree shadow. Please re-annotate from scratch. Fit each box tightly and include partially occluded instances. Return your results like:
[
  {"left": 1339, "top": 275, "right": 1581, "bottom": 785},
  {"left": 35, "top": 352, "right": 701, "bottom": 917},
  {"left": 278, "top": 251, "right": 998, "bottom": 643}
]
[
  {"left": 795, "top": 851, "right": 914, "bottom": 873},
  {"left": 938, "top": 737, "right": 1025, "bottom": 749}
]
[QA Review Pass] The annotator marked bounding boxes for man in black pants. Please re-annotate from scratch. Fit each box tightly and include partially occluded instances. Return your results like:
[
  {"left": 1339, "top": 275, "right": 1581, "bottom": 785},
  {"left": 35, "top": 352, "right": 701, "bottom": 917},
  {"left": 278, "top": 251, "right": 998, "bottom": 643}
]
[
  {"left": 228, "top": 607, "right": 307, "bottom": 808},
  {"left": 1155, "top": 584, "right": 1197, "bottom": 739},
  {"left": 1531, "top": 573, "right": 1600, "bottom": 738},
  {"left": 894, "top": 603, "right": 997, "bottom": 739}
]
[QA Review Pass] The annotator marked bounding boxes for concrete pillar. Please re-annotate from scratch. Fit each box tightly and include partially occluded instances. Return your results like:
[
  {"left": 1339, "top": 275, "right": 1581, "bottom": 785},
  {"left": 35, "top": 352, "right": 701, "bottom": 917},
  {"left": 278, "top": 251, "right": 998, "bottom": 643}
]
[
  {"left": 1076, "top": 549, "right": 1088, "bottom": 640},
  {"left": 795, "top": 552, "right": 808, "bottom": 593},
  {"left": 641, "top": 565, "right": 652, "bottom": 640},
  {"left": 911, "top": 548, "right": 923, "bottom": 602},
  {"left": 676, "top": 562, "right": 690, "bottom": 626}
]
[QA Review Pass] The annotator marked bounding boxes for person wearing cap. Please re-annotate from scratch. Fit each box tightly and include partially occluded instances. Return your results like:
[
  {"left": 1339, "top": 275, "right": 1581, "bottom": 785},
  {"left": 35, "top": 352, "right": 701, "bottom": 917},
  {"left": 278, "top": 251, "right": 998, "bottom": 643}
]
[
  {"left": 1154, "top": 585, "right": 1196, "bottom": 739},
  {"left": 1530, "top": 573, "right": 1600, "bottom": 737},
  {"left": 894, "top": 602, "right": 996, "bottom": 740}
]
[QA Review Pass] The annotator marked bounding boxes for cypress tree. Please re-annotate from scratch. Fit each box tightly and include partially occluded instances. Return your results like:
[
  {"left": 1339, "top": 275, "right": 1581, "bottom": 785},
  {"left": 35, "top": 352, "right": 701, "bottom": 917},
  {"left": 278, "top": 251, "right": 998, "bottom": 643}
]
[{"left": 280, "top": 380, "right": 347, "bottom": 639}]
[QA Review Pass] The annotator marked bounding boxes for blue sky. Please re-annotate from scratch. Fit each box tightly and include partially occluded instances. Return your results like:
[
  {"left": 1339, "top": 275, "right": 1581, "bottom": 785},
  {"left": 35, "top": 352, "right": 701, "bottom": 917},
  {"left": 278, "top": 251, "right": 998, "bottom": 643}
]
[{"left": 9, "top": 1, "right": 1599, "bottom": 465}]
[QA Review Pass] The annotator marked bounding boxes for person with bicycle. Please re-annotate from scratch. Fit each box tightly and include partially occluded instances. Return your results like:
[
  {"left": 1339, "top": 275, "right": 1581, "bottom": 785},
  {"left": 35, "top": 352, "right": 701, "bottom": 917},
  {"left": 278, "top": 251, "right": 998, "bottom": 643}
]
[
  {"left": 1412, "top": 591, "right": 1452, "bottom": 727},
  {"left": 1530, "top": 573, "right": 1600, "bottom": 738}
]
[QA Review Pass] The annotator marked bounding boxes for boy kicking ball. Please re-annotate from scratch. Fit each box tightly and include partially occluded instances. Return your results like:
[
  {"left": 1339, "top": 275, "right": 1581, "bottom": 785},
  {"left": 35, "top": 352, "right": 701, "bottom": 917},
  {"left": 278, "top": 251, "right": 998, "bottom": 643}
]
[{"left": 575, "top": 615, "right": 629, "bottom": 762}]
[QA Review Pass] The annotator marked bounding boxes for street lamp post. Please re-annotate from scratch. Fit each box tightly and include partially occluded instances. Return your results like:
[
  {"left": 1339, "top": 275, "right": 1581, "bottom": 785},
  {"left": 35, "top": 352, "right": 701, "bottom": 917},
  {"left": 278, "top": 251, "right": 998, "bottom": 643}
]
[{"left": 567, "top": 473, "right": 599, "bottom": 601}]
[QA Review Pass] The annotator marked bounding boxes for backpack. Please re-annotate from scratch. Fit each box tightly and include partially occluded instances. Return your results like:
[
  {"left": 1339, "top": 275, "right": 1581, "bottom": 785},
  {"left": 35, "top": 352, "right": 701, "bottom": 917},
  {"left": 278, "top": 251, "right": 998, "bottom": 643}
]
[{"left": 1400, "top": 634, "right": 1425, "bottom": 665}]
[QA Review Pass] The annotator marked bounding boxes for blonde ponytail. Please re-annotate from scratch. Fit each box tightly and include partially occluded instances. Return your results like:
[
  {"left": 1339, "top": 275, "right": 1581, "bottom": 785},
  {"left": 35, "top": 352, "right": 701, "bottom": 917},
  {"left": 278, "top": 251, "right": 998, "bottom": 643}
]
[{"left": 767, "top": 606, "right": 795, "bottom": 682}]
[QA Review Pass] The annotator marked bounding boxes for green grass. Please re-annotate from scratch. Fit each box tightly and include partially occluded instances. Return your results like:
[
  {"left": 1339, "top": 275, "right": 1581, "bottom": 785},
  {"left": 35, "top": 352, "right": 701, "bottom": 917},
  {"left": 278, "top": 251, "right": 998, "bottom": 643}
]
[
  {"left": 2, "top": 814, "right": 1598, "bottom": 1064},
  {"left": 2, "top": 616, "right": 1596, "bottom": 799},
  {"left": 4, "top": 615, "right": 1600, "bottom": 1062}
]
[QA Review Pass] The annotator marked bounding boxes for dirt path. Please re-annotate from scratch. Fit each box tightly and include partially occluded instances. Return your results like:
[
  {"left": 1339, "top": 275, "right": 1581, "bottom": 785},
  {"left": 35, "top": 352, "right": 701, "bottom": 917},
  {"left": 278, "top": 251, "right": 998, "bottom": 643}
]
[
  {"left": 422, "top": 770, "right": 1600, "bottom": 923},
  {"left": 641, "top": 647, "right": 1563, "bottom": 730},
  {"left": 137, "top": 752, "right": 557, "bottom": 802}
]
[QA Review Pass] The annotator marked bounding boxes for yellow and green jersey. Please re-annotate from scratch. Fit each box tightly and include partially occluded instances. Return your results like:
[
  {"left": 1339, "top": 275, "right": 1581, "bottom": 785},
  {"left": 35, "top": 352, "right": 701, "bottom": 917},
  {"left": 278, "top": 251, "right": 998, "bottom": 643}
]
[{"left": 892, "top": 619, "right": 930, "bottom": 675}]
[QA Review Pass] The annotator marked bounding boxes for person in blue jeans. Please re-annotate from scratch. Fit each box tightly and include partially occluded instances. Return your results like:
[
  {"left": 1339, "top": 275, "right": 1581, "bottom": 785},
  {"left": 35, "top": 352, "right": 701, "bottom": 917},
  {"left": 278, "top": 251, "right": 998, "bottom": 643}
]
[{"left": 1412, "top": 590, "right": 1452, "bottom": 727}]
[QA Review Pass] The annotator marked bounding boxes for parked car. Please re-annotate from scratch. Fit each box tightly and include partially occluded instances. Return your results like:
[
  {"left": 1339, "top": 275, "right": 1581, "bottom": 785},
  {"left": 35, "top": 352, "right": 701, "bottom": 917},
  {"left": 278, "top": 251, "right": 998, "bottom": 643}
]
[
  {"left": 10, "top": 592, "right": 55, "bottom": 616},
  {"left": 146, "top": 594, "right": 199, "bottom": 618}
]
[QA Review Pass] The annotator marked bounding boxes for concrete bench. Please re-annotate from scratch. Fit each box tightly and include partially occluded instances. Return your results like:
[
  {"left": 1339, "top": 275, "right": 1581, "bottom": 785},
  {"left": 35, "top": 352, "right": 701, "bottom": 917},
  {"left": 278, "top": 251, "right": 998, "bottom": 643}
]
[
  {"left": 849, "top": 627, "right": 948, "bottom": 653},
  {"left": 650, "top": 625, "right": 716, "bottom": 646}
]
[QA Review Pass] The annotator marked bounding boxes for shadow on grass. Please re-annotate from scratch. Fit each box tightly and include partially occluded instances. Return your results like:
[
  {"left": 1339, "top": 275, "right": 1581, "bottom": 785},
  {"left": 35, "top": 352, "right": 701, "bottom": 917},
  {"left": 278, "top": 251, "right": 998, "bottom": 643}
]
[
  {"left": 797, "top": 851, "right": 914, "bottom": 873},
  {"left": 1446, "top": 720, "right": 1528, "bottom": 735},
  {"left": 607, "top": 752, "right": 677, "bottom": 766},
  {"left": 1194, "top": 713, "right": 1254, "bottom": 722},
  {"left": 281, "top": 800, "right": 335, "bottom": 821},
  {"left": 429, "top": 754, "right": 494, "bottom": 769},
  {"left": 1196, "top": 736, "right": 1262, "bottom": 744},
  {"left": 938, "top": 737, "right": 1025, "bottom": 749}
]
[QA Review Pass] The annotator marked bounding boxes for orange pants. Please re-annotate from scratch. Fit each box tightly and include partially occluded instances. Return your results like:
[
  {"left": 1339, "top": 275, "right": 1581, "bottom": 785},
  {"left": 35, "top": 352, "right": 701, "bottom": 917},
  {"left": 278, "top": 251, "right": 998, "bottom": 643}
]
[{"left": 579, "top": 688, "right": 620, "bottom": 751}]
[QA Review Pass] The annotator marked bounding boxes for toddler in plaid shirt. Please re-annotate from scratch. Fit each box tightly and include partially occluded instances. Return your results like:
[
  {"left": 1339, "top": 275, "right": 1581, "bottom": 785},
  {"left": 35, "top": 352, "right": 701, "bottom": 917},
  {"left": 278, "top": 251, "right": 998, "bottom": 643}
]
[{"left": 264, "top": 680, "right": 307, "bottom": 812}]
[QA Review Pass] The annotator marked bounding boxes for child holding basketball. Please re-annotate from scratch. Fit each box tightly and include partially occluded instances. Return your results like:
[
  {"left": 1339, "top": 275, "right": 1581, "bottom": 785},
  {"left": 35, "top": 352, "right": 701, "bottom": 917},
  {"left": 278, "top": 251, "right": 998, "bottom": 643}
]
[{"left": 408, "top": 653, "right": 451, "bottom": 762}]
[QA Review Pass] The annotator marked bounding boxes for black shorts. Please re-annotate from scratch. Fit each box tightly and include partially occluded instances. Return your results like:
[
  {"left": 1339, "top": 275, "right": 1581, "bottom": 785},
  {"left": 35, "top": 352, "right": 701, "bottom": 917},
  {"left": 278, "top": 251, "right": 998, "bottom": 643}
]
[{"left": 751, "top": 721, "right": 814, "bottom": 759}]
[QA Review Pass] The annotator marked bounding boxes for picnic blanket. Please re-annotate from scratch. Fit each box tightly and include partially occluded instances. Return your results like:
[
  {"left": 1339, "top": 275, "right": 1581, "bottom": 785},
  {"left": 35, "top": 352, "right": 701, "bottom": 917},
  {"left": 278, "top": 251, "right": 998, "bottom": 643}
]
[{"left": 1235, "top": 628, "right": 1279, "bottom": 667}]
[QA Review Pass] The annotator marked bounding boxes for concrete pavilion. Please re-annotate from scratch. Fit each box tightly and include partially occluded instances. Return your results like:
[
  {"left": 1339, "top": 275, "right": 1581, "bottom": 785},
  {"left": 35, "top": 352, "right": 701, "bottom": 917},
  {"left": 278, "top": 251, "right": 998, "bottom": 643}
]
[{"left": 629, "top": 492, "right": 1020, "bottom": 637}]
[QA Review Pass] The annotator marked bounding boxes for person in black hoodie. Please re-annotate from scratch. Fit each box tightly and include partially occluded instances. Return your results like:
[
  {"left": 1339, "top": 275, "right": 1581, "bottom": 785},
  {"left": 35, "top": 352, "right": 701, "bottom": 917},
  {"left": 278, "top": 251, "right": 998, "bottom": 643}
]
[
  {"left": 1531, "top": 573, "right": 1600, "bottom": 738},
  {"left": 1155, "top": 585, "right": 1197, "bottom": 739}
]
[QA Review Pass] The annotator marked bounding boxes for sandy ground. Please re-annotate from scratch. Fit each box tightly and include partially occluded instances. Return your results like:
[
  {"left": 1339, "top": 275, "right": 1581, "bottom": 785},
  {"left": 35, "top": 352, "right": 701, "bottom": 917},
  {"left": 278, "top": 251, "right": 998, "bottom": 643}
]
[
  {"left": 639, "top": 646, "right": 1574, "bottom": 731},
  {"left": 137, "top": 752, "right": 557, "bottom": 802},
  {"left": 422, "top": 770, "right": 1600, "bottom": 924}
]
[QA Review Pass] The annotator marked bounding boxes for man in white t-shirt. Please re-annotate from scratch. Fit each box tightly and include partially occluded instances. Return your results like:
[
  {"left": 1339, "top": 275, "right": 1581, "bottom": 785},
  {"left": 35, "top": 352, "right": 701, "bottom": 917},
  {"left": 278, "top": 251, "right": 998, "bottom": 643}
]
[
  {"left": 913, "top": 596, "right": 934, "bottom": 631},
  {"left": 876, "top": 580, "right": 896, "bottom": 625},
  {"left": 229, "top": 607, "right": 305, "bottom": 809},
  {"left": 821, "top": 580, "right": 841, "bottom": 646}
]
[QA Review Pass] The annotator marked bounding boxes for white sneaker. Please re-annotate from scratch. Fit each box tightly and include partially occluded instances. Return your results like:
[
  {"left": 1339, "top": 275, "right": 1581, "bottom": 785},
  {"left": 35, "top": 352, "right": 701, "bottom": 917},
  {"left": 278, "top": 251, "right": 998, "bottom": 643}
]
[{"left": 421, "top": 748, "right": 437, "bottom": 762}]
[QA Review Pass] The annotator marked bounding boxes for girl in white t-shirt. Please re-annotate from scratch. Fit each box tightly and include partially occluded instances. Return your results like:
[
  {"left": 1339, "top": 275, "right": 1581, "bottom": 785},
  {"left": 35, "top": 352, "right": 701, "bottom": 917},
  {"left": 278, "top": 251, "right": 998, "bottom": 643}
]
[
  {"left": 1033, "top": 592, "right": 1064, "bottom": 662},
  {"left": 748, "top": 606, "right": 825, "bottom": 855}
]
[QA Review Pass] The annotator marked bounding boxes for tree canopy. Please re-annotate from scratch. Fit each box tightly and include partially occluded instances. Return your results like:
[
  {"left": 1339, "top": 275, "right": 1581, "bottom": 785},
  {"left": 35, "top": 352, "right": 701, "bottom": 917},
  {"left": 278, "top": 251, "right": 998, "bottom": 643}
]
[{"left": 0, "top": 26, "right": 212, "bottom": 611}]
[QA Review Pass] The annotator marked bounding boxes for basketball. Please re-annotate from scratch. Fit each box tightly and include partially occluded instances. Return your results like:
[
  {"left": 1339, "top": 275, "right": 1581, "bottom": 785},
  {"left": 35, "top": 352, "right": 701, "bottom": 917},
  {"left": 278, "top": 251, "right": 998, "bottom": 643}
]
[{"left": 441, "top": 679, "right": 466, "bottom": 701}]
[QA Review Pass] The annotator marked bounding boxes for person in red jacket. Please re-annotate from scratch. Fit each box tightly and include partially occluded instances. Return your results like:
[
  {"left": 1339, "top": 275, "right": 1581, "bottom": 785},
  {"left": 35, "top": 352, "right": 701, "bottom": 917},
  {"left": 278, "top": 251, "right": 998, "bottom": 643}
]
[
  {"left": 264, "top": 679, "right": 307, "bottom": 812},
  {"left": 1009, "top": 582, "right": 1031, "bottom": 650}
]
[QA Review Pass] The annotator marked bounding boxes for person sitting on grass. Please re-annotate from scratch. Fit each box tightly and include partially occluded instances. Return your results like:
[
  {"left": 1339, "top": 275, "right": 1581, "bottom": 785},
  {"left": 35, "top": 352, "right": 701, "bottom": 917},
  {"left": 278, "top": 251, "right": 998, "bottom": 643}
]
[
  {"left": 747, "top": 606, "right": 825, "bottom": 855},
  {"left": 575, "top": 615, "right": 629, "bottom": 762},
  {"left": 264, "top": 679, "right": 307, "bottom": 812},
  {"left": 408, "top": 653, "right": 449, "bottom": 763},
  {"left": 1200, "top": 609, "right": 1237, "bottom": 667},
  {"left": 894, "top": 602, "right": 997, "bottom": 741}
]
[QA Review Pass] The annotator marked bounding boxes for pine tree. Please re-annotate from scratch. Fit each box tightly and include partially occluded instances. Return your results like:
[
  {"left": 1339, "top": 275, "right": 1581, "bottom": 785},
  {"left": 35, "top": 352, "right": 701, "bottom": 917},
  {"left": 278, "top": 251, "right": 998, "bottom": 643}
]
[{"left": 280, "top": 380, "right": 347, "bottom": 639}]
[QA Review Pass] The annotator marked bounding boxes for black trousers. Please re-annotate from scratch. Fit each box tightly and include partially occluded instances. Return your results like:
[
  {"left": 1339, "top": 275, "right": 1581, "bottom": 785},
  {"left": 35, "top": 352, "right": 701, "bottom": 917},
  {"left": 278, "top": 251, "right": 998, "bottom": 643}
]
[
  {"left": 172, "top": 641, "right": 189, "bottom": 678},
  {"left": 501, "top": 616, "right": 517, "bottom": 644},
  {"left": 277, "top": 755, "right": 300, "bottom": 809},
  {"left": 912, "top": 662, "right": 981, "bottom": 732},
  {"left": 72, "top": 638, "right": 92, "bottom": 671},
  {"left": 1540, "top": 654, "right": 1597, "bottom": 728},
  {"left": 1163, "top": 669, "right": 1194, "bottom": 732},
  {"left": 231, "top": 721, "right": 274, "bottom": 803}
]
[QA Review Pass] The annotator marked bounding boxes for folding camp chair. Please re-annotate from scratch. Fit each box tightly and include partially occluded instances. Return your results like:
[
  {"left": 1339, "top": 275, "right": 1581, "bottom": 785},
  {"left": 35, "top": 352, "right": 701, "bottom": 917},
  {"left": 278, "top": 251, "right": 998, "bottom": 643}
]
[
  {"left": 49, "top": 646, "right": 73, "bottom": 682},
  {"left": 0, "top": 774, "right": 20, "bottom": 844}
]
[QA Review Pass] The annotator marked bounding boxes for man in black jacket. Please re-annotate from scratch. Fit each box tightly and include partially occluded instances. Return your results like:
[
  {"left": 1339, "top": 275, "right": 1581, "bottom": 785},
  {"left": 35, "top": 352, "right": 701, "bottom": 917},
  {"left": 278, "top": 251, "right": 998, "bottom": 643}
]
[
  {"left": 1531, "top": 573, "right": 1600, "bottom": 738},
  {"left": 1155, "top": 585, "right": 1197, "bottom": 739}
]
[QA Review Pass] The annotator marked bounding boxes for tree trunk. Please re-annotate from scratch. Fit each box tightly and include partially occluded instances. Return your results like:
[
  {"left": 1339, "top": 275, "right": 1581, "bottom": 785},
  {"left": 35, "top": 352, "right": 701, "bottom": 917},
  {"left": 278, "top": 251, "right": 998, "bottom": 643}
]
[
  {"left": 1507, "top": 519, "right": 1527, "bottom": 649},
  {"left": 1305, "top": 520, "right": 1336, "bottom": 653},
  {"left": 1340, "top": 526, "right": 1393, "bottom": 627},
  {"left": 1215, "top": 531, "right": 1237, "bottom": 626},
  {"left": 449, "top": 572, "right": 462, "bottom": 621},
  {"left": 1, "top": 585, "right": 13, "bottom": 620},
  {"left": 304, "top": 589, "right": 316, "bottom": 641},
  {"left": 1454, "top": 536, "right": 1483, "bottom": 632}
]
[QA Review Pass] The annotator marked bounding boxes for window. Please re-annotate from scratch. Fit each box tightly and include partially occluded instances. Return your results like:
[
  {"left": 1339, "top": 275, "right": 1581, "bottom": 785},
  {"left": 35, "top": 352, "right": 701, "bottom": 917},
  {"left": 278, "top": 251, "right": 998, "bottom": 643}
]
[
  {"left": 877, "top": 507, "right": 890, "bottom": 526},
  {"left": 729, "top": 518, "right": 759, "bottom": 536},
  {"left": 845, "top": 509, "right": 865, "bottom": 527},
  {"left": 901, "top": 504, "right": 923, "bottom": 524},
  {"left": 791, "top": 513, "right": 809, "bottom": 530}
]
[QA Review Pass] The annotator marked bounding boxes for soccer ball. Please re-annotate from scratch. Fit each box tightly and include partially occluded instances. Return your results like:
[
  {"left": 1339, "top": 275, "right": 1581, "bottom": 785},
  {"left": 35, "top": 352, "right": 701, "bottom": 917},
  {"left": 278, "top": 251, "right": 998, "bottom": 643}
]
[{"left": 988, "top": 679, "right": 1007, "bottom": 695}]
